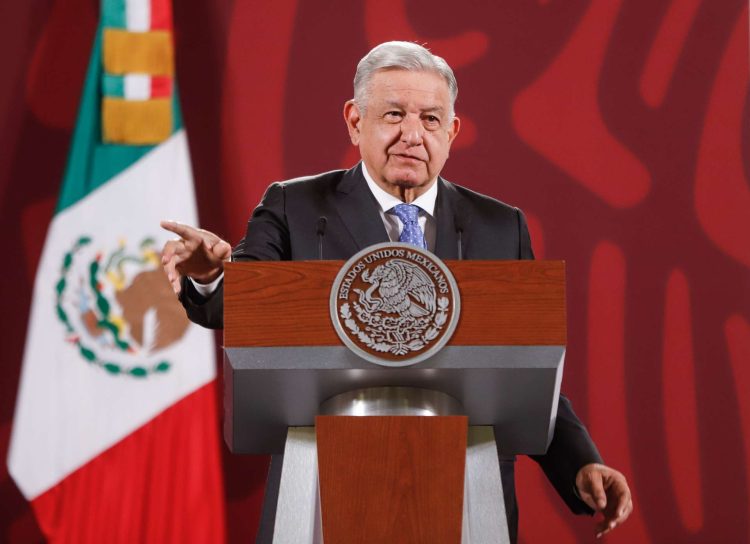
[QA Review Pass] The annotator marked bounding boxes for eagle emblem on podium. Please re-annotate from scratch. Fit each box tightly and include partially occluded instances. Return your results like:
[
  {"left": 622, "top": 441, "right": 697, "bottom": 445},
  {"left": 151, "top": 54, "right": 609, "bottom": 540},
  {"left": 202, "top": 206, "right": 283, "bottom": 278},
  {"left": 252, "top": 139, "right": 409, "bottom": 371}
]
[{"left": 331, "top": 243, "right": 460, "bottom": 367}]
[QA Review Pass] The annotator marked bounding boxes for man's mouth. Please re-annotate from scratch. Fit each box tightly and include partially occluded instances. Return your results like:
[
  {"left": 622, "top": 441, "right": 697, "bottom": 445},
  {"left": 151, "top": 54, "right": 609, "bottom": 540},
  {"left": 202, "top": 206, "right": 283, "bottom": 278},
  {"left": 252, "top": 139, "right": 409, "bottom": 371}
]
[{"left": 391, "top": 154, "right": 424, "bottom": 163}]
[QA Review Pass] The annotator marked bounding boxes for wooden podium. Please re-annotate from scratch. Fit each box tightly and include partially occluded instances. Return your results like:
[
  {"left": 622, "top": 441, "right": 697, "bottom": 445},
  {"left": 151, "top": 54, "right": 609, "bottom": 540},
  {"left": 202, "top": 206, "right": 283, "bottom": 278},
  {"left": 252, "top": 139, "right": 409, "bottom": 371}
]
[{"left": 224, "top": 259, "right": 566, "bottom": 543}]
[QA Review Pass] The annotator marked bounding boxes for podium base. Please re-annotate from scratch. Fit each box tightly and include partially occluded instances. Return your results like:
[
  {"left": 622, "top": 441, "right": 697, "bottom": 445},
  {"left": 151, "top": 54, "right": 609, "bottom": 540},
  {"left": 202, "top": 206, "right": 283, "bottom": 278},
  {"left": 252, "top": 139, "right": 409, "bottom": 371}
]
[{"left": 257, "top": 425, "right": 510, "bottom": 544}]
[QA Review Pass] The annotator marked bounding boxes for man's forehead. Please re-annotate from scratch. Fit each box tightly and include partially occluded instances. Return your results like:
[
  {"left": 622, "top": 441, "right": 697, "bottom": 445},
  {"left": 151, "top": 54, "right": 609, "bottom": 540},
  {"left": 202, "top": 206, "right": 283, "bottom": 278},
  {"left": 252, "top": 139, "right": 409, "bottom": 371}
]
[
  {"left": 368, "top": 71, "right": 451, "bottom": 107},
  {"left": 370, "top": 68, "right": 447, "bottom": 87}
]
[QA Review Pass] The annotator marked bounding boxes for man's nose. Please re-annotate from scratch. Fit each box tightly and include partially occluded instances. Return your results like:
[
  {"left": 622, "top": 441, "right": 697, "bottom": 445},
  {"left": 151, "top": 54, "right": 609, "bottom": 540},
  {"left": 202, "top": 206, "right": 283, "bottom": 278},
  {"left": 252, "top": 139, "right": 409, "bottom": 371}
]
[{"left": 400, "top": 116, "right": 424, "bottom": 146}]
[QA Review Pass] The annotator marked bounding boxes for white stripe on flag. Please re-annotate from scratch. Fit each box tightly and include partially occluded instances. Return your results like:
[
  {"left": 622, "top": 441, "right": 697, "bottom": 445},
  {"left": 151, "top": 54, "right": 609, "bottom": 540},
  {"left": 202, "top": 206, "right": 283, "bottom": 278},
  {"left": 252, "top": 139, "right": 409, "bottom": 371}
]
[
  {"left": 124, "top": 74, "right": 151, "bottom": 100},
  {"left": 127, "top": 0, "right": 150, "bottom": 31}
]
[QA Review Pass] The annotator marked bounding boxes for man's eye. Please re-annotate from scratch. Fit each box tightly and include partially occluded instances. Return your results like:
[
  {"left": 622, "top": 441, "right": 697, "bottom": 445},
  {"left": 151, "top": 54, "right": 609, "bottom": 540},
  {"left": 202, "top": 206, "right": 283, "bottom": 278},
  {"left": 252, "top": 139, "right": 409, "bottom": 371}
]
[
  {"left": 423, "top": 115, "right": 440, "bottom": 127},
  {"left": 384, "top": 111, "right": 403, "bottom": 120}
]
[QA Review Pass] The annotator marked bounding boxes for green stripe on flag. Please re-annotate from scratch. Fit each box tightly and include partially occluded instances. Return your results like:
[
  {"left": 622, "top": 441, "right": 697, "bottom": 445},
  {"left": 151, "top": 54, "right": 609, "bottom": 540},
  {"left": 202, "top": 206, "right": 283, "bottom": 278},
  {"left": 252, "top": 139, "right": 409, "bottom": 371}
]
[
  {"left": 101, "top": 0, "right": 126, "bottom": 29},
  {"left": 57, "top": 25, "right": 183, "bottom": 213},
  {"left": 102, "top": 74, "right": 125, "bottom": 98}
]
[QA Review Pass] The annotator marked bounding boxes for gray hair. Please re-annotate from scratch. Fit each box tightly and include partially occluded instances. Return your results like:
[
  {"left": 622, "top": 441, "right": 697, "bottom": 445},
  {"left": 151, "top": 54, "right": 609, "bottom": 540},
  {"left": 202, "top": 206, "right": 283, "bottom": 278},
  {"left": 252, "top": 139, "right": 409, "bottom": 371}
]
[{"left": 353, "top": 41, "right": 458, "bottom": 117}]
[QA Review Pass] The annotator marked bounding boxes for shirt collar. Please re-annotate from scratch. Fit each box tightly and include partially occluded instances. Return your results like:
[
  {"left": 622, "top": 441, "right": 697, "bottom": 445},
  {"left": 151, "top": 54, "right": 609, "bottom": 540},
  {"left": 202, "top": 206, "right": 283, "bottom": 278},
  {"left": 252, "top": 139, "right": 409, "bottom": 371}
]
[{"left": 361, "top": 162, "right": 438, "bottom": 217}]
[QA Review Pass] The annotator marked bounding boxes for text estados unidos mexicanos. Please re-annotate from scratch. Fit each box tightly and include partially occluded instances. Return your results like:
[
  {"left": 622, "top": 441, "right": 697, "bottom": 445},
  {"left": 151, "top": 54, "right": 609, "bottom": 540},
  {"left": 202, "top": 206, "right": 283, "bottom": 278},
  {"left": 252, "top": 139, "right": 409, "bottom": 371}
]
[{"left": 338, "top": 249, "right": 449, "bottom": 299}]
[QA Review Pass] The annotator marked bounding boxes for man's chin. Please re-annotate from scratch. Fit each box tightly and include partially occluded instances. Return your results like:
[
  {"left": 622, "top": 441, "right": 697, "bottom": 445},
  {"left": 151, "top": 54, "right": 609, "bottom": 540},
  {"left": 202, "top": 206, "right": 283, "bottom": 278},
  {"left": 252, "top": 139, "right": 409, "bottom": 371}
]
[
  {"left": 385, "top": 170, "right": 430, "bottom": 188},
  {"left": 392, "top": 178, "right": 424, "bottom": 188}
]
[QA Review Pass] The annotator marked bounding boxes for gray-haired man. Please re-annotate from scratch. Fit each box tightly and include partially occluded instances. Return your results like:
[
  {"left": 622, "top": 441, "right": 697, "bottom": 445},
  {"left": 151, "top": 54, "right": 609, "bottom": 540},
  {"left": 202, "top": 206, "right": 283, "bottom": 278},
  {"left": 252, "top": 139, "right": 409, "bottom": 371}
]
[{"left": 162, "top": 41, "right": 632, "bottom": 542}]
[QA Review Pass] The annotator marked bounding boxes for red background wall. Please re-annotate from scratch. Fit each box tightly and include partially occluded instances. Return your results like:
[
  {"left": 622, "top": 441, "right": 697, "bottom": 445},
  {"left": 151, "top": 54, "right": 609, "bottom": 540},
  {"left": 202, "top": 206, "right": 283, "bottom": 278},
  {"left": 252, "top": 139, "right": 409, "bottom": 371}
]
[{"left": 1, "top": 1, "right": 748, "bottom": 542}]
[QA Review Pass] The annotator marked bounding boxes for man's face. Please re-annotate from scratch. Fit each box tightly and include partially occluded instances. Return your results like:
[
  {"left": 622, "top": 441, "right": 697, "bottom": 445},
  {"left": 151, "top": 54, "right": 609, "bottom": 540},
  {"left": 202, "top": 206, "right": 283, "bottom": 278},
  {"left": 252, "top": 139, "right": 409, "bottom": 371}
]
[{"left": 344, "top": 69, "right": 460, "bottom": 199}]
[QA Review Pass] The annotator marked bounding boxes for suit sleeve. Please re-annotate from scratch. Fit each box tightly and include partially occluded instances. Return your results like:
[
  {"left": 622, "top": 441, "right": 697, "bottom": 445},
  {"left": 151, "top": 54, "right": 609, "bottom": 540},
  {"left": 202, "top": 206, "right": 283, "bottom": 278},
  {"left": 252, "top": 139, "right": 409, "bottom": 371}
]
[
  {"left": 178, "top": 278, "right": 225, "bottom": 329},
  {"left": 233, "top": 182, "right": 291, "bottom": 261},
  {"left": 178, "top": 182, "right": 291, "bottom": 329},
  {"left": 529, "top": 397, "right": 603, "bottom": 514},
  {"left": 517, "top": 207, "right": 604, "bottom": 515},
  {"left": 517, "top": 207, "right": 534, "bottom": 260}
]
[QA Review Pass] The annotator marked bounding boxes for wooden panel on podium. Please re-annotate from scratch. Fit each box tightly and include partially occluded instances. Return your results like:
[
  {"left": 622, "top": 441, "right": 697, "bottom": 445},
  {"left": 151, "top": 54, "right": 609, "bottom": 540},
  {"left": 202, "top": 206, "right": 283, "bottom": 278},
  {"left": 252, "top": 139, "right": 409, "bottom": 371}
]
[
  {"left": 224, "top": 260, "right": 565, "bottom": 347},
  {"left": 316, "top": 415, "right": 467, "bottom": 544}
]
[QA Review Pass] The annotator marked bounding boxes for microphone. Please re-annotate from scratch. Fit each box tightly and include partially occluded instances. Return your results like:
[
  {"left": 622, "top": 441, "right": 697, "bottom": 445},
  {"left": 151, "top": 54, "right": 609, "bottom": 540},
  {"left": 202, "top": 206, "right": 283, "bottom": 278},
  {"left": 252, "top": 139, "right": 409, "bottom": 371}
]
[
  {"left": 454, "top": 212, "right": 465, "bottom": 260},
  {"left": 316, "top": 216, "right": 328, "bottom": 260}
]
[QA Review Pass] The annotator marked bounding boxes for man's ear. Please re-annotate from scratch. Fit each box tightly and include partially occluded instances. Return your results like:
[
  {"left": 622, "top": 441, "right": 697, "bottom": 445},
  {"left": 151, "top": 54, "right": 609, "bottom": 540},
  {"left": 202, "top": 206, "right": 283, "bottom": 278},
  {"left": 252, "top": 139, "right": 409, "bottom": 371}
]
[
  {"left": 447, "top": 115, "right": 461, "bottom": 145},
  {"left": 343, "top": 100, "right": 362, "bottom": 145}
]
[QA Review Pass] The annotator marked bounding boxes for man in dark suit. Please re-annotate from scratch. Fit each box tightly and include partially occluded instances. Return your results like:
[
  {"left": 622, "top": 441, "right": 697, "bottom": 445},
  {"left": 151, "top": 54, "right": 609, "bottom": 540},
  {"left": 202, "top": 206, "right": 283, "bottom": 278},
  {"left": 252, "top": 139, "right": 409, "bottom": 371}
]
[{"left": 162, "top": 41, "right": 632, "bottom": 541}]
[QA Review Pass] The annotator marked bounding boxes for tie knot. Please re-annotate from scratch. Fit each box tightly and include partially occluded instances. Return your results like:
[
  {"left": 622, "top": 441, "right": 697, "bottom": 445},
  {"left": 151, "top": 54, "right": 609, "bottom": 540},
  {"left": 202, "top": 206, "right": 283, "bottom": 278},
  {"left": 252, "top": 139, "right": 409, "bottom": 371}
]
[
  {"left": 393, "top": 203, "right": 420, "bottom": 225},
  {"left": 393, "top": 203, "right": 426, "bottom": 249}
]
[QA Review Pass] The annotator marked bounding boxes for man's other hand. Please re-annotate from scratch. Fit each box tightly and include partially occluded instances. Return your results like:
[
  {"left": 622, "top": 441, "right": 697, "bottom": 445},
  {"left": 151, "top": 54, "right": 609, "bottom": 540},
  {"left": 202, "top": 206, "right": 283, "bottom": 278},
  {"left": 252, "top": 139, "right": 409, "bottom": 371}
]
[
  {"left": 160, "top": 220, "right": 231, "bottom": 295},
  {"left": 575, "top": 463, "right": 633, "bottom": 538}
]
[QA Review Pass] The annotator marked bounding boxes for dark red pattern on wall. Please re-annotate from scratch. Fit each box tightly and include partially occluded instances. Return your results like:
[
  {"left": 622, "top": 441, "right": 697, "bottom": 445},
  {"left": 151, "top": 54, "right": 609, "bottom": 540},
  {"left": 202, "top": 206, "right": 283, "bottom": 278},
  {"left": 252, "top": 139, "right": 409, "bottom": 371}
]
[{"left": 1, "top": 1, "right": 748, "bottom": 542}]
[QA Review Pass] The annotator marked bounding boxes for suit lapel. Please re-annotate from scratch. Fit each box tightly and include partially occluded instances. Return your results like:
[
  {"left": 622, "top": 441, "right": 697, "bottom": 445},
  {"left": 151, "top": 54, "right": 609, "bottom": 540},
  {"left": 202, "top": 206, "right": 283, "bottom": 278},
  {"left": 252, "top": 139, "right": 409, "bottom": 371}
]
[
  {"left": 434, "top": 178, "right": 468, "bottom": 259},
  {"left": 333, "top": 163, "right": 390, "bottom": 250}
]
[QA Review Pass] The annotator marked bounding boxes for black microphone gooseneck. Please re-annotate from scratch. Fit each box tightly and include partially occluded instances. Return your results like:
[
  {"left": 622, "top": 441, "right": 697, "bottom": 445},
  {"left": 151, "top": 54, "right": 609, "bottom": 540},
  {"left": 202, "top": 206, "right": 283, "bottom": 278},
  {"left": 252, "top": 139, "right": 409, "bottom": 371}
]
[
  {"left": 316, "top": 216, "right": 328, "bottom": 260},
  {"left": 454, "top": 212, "right": 465, "bottom": 260}
]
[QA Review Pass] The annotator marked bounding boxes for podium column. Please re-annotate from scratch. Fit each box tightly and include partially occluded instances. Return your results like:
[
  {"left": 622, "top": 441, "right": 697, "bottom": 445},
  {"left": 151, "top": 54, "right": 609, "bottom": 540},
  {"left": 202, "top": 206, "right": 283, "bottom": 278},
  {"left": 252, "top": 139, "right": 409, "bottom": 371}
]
[{"left": 265, "top": 388, "right": 510, "bottom": 544}]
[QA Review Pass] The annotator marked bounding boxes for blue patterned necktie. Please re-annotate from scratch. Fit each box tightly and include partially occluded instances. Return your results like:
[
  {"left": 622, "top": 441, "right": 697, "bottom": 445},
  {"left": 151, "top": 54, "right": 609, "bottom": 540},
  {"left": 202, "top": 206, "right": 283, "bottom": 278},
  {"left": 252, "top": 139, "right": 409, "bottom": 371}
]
[{"left": 393, "top": 203, "right": 426, "bottom": 249}]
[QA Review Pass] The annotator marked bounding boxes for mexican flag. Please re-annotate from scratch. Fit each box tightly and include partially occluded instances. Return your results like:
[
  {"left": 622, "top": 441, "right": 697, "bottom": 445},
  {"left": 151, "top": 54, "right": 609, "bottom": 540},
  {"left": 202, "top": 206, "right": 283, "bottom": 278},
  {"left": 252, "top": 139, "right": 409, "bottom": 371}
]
[{"left": 7, "top": 0, "right": 225, "bottom": 541}]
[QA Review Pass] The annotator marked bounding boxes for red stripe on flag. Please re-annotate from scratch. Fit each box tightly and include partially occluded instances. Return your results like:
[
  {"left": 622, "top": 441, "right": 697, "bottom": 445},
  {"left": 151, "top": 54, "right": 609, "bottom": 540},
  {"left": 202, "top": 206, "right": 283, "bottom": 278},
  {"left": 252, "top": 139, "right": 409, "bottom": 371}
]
[
  {"left": 150, "top": 76, "right": 173, "bottom": 98},
  {"left": 150, "top": 0, "right": 172, "bottom": 30},
  {"left": 30, "top": 382, "right": 225, "bottom": 543}
]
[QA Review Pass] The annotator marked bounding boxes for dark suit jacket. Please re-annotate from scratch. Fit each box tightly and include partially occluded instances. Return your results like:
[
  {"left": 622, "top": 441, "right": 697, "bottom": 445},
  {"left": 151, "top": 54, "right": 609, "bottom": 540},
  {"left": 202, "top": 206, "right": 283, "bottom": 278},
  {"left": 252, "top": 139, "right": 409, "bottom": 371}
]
[{"left": 181, "top": 164, "right": 602, "bottom": 542}]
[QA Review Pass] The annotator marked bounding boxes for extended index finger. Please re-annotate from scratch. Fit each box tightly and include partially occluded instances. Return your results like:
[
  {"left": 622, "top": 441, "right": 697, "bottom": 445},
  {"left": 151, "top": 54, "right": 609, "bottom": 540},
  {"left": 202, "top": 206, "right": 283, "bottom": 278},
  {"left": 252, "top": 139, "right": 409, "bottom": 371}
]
[{"left": 160, "top": 220, "right": 203, "bottom": 242}]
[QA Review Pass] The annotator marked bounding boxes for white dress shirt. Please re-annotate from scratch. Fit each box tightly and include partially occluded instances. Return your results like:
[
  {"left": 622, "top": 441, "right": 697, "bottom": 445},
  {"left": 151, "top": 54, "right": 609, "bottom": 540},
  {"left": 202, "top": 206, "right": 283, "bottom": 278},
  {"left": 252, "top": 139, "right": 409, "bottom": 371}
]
[{"left": 191, "top": 163, "right": 439, "bottom": 296}]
